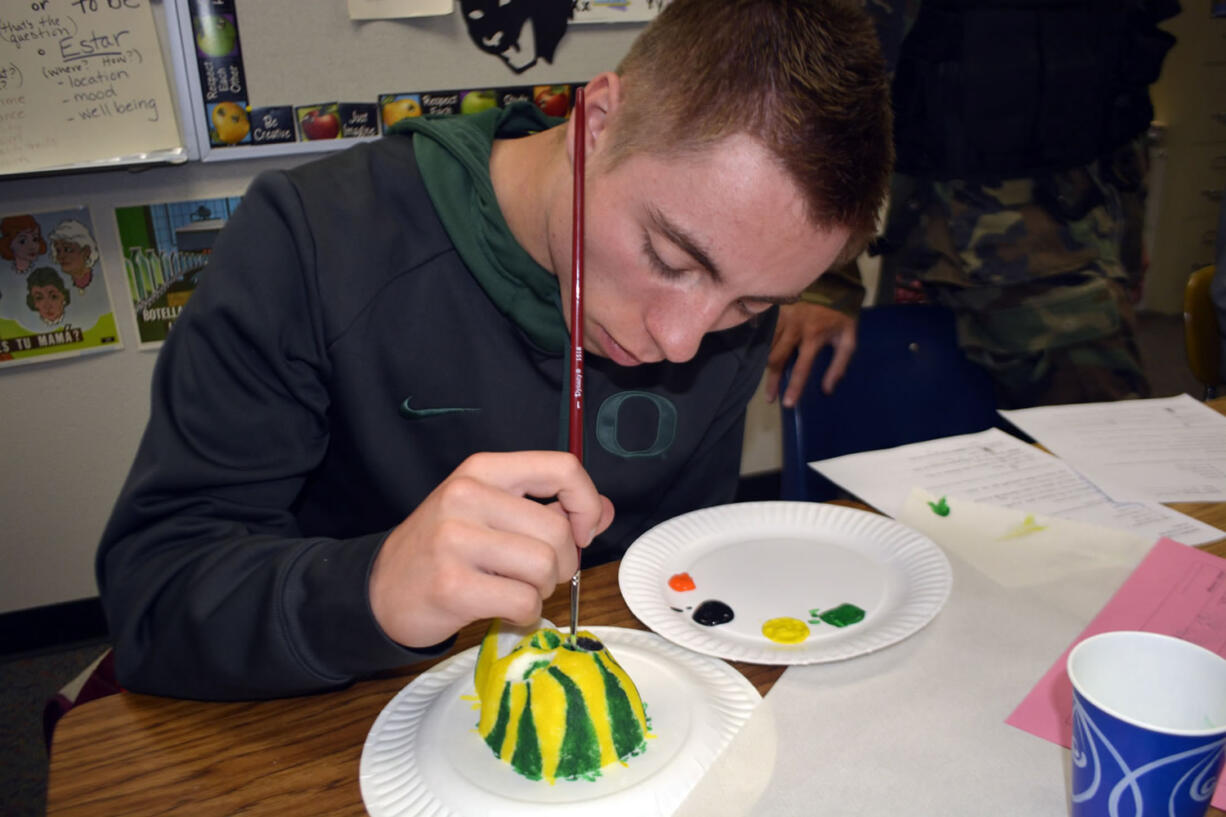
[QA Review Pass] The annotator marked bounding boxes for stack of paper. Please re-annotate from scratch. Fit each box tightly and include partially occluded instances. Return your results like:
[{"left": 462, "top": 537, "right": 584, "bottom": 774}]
[
  {"left": 811, "top": 423, "right": 1223, "bottom": 546},
  {"left": 999, "top": 393, "right": 1226, "bottom": 503}
]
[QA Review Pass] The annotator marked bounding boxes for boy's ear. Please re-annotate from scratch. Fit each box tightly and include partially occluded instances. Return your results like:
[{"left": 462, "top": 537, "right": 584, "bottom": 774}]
[{"left": 566, "top": 72, "right": 620, "bottom": 165}]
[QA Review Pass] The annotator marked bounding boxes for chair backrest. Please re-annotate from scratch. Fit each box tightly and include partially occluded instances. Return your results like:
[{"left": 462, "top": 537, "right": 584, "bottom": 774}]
[
  {"left": 1183, "top": 264, "right": 1222, "bottom": 400},
  {"left": 780, "top": 303, "right": 1001, "bottom": 502}
]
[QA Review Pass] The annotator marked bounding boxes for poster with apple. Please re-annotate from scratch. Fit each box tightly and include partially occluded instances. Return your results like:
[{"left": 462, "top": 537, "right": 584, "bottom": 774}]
[
  {"left": 533, "top": 85, "right": 571, "bottom": 118},
  {"left": 379, "top": 84, "right": 577, "bottom": 134},
  {"left": 296, "top": 104, "right": 343, "bottom": 141},
  {"left": 114, "top": 196, "right": 243, "bottom": 347},
  {"left": 188, "top": 0, "right": 252, "bottom": 147}
]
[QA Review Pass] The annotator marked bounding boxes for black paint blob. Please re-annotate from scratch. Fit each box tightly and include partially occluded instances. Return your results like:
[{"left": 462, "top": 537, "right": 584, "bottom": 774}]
[
  {"left": 569, "top": 635, "right": 604, "bottom": 652},
  {"left": 692, "top": 599, "right": 735, "bottom": 626}
]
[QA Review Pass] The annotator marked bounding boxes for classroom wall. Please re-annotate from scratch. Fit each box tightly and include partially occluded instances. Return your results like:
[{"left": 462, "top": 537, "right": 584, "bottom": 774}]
[
  {"left": 0, "top": 154, "right": 315, "bottom": 614},
  {"left": 0, "top": 154, "right": 788, "bottom": 616}
]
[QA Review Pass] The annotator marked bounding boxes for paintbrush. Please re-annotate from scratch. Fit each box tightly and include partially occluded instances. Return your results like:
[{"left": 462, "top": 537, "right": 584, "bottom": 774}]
[{"left": 568, "top": 85, "right": 586, "bottom": 642}]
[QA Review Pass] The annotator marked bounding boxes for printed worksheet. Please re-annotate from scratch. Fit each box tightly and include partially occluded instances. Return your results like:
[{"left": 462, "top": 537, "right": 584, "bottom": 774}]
[
  {"left": 810, "top": 428, "right": 1224, "bottom": 546},
  {"left": 999, "top": 395, "right": 1226, "bottom": 503}
]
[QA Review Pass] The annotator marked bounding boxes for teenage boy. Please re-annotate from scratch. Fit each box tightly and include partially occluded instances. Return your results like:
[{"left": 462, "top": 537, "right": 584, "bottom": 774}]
[{"left": 98, "top": 0, "right": 893, "bottom": 699}]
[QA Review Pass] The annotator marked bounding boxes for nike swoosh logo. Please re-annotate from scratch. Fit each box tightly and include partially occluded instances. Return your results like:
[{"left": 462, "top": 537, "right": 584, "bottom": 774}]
[{"left": 399, "top": 397, "right": 481, "bottom": 420}]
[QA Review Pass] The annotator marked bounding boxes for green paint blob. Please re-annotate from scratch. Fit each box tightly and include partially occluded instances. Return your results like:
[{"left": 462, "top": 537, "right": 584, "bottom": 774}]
[
  {"left": 928, "top": 496, "right": 951, "bottom": 516},
  {"left": 547, "top": 666, "right": 602, "bottom": 780},
  {"left": 510, "top": 684, "right": 543, "bottom": 780},
  {"left": 819, "top": 603, "right": 866, "bottom": 628},
  {"left": 533, "top": 630, "right": 563, "bottom": 650},
  {"left": 484, "top": 682, "right": 512, "bottom": 756},
  {"left": 595, "top": 653, "right": 646, "bottom": 759}
]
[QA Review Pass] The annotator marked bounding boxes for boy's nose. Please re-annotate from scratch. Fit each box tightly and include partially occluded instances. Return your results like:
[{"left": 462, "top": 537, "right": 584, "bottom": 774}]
[{"left": 647, "top": 296, "right": 724, "bottom": 364}]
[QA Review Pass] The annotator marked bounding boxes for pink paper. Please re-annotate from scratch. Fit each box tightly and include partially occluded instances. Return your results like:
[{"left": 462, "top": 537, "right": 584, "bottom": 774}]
[{"left": 1006, "top": 537, "right": 1226, "bottom": 809}]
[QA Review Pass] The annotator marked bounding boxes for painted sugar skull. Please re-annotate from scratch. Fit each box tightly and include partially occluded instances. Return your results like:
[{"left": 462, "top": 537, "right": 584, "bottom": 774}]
[
  {"left": 473, "top": 621, "right": 651, "bottom": 782},
  {"left": 460, "top": 0, "right": 571, "bottom": 73}
]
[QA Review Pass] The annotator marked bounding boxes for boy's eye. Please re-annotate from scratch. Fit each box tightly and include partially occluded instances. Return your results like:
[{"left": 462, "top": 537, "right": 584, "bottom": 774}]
[{"left": 642, "top": 234, "right": 684, "bottom": 280}]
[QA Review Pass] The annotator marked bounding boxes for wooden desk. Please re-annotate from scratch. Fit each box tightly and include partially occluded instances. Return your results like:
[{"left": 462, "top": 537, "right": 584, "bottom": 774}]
[{"left": 46, "top": 399, "right": 1226, "bottom": 816}]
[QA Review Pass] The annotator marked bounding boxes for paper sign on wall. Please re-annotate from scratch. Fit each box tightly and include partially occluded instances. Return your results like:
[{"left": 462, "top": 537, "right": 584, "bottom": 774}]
[
  {"left": 571, "top": 0, "right": 670, "bottom": 23},
  {"left": 347, "top": 0, "right": 453, "bottom": 20}
]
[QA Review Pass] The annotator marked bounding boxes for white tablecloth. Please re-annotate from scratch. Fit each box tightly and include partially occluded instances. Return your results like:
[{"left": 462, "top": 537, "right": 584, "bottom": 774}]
[{"left": 675, "top": 551, "right": 1133, "bottom": 816}]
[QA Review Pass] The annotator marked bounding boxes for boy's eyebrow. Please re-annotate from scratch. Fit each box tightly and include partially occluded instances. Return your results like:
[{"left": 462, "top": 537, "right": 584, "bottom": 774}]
[
  {"left": 648, "top": 207, "right": 806, "bottom": 306},
  {"left": 649, "top": 207, "right": 723, "bottom": 284}
]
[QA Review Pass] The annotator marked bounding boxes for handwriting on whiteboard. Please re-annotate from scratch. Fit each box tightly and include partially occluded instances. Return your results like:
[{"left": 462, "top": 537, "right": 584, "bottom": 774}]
[{"left": 0, "top": 0, "right": 181, "bottom": 175}]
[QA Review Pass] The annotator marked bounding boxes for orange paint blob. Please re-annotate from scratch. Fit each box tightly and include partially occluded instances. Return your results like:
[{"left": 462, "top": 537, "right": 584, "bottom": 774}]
[{"left": 668, "top": 572, "right": 696, "bottom": 592}]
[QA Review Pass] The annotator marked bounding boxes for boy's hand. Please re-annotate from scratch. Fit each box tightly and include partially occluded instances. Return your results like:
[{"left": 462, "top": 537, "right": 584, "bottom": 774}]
[{"left": 369, "top": 451, "right": 614, "bottom": 649}]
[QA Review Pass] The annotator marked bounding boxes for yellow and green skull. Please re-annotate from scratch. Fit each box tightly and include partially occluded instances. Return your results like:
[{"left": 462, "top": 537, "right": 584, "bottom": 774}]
[{"left": 473, "top": 621, "right": 651, "bottom": 783}]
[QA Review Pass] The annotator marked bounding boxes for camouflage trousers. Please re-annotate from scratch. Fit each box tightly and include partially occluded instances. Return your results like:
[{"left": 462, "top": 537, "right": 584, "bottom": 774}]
[
  {"left": 925, "top": 275, "right": 1150, "bottom": 409},
  {"left": 877, "top": 145, "right": 1152, "bottom": 409}
]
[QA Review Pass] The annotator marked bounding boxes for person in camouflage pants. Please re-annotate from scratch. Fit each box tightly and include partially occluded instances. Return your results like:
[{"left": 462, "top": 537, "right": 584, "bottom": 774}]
[
  {"left": 769, "top": 0, "right": 1171, "bottom": 411},
  {"left": 875, "top": 138, "right": 1153, "bottom": 408}
]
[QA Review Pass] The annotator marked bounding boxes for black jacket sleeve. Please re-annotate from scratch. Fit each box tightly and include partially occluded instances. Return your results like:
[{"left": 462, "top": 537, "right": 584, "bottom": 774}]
[{"left": 96, "top": 170, "right": 451, "bottom": 701}]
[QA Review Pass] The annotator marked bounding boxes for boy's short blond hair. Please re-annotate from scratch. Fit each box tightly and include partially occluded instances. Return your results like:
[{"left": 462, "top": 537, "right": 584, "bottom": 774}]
[{"left": 609, "top": 0, "right": 893, "bottom": 262}]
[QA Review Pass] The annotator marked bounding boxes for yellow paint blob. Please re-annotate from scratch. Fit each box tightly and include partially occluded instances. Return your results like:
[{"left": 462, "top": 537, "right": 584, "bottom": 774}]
[
  {"left": 999, "top": 513, "right": 1048, "bottom": 540},
  {"left": 761, "top": 617, "right": 810, "bottom": 644}
]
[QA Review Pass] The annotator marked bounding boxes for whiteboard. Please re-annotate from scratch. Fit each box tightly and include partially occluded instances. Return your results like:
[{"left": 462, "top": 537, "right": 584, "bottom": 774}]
[{"left": 0, "top": 0, "right": 186, "bottom": 176}]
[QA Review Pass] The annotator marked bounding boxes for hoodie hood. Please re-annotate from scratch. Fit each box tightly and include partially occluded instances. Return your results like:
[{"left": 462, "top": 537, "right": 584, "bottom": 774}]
[{"left": 391, "top": 103, "right": 570, "bottom": 353}]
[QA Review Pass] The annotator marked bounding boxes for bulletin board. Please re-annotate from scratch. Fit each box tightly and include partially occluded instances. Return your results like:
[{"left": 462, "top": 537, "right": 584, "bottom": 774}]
[
  {"left": 0, "top": 0, "right": 187, "bottom": 176},
  {"left": 169, "top": 0, "right": 666, "bottom": 162}
]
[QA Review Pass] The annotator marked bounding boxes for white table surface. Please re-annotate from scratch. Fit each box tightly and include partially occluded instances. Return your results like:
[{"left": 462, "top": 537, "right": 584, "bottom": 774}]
[{"left": 675, "top": 549, "right": 1133, "bottom": 816}]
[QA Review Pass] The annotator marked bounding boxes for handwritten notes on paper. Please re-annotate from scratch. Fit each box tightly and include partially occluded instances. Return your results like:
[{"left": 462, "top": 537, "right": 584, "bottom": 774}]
[{"left": 0, "top": 0, "right": 182, "bottom": 175}]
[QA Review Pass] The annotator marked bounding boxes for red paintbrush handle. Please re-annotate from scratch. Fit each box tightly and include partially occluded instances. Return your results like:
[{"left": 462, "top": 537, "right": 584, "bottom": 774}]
[{"left": 569, "top": 87, "right": 586, "bottom": 463}]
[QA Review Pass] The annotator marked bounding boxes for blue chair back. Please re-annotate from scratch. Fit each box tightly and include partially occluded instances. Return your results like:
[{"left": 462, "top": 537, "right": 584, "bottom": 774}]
[{"left": 780, "top": 303, "right": 1001, "bottom": 502}]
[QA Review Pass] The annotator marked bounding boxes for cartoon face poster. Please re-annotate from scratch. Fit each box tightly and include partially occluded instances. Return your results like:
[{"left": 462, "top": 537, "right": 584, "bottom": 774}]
[
  {"left": 0, "top": 208, "right": 123, "bottom": 368},
  {"left": 114, "top": 196, "right": 242, "bottom": 347}
]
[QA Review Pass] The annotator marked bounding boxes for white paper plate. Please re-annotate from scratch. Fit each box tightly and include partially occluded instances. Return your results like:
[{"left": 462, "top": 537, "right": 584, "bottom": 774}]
[
  {"left": 618, "top": 501, "right": 952, "bottom": 664},
  {"left": 359, "top": 626, "right": 762, "bottom": 817}
]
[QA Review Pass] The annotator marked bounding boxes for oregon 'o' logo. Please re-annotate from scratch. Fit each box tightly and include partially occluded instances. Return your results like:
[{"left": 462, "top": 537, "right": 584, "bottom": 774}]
[{"left": 595, "top": 391, "right": 677, "bottom": 458}]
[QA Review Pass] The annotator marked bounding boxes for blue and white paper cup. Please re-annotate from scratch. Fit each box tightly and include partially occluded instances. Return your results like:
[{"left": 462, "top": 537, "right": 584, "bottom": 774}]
[{"left": 1067, "top": 631, "right": 1226, "bottom": 817}]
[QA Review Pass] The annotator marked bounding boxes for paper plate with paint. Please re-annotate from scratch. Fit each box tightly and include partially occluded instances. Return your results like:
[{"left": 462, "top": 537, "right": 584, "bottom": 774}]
[
  {"left": 618, "top": 501, "right": 952, "bottom": 665},
  {"left": 360, "top": 626, "right": 764, "bottom": 817}
]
